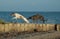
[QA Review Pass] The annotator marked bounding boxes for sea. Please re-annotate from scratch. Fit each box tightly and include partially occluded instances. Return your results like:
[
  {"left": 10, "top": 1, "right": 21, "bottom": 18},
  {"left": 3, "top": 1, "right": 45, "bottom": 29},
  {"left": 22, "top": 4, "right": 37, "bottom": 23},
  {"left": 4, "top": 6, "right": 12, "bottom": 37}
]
[{"left": 0, "top": 11, "right": 60, "bottom": 24}]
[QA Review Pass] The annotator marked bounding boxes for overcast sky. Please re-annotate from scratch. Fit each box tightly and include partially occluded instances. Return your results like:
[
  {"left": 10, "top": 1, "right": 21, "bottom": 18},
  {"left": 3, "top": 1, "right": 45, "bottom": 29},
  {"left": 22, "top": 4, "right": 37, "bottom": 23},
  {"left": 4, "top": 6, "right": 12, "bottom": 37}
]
[{"left": 0, "top": 0, "right": 60, "bottom": 11}]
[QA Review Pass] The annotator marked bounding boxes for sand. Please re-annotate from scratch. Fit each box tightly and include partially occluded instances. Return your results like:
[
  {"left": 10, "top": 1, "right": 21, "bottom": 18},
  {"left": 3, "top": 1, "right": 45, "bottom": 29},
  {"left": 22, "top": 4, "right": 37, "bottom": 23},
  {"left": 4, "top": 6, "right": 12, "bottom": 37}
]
[{"left": 0, "top": 31, "right": 60, "bottom": 39}]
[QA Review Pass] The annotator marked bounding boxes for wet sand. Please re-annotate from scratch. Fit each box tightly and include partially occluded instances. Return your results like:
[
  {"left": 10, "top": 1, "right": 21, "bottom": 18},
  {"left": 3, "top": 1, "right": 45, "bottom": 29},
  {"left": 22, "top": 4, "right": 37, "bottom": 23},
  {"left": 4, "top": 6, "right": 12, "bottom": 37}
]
[{"left": 0, "top": 31, "right": 60, "bottom": 39}]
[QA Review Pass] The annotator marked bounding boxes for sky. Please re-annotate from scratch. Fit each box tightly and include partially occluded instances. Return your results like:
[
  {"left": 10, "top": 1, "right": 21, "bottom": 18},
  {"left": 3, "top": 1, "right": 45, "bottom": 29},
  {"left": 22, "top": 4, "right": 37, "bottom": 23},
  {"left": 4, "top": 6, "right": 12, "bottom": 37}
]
[{"left": 0, "top": 0, "right": 60, "bottom": 12}]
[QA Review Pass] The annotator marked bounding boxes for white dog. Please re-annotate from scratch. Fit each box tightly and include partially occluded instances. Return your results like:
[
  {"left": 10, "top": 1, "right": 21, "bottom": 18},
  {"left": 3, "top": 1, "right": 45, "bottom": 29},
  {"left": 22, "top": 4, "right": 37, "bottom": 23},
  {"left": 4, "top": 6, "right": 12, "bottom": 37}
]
[{"left": 11, "top": 13, "right": 29, "bottom": 23}]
